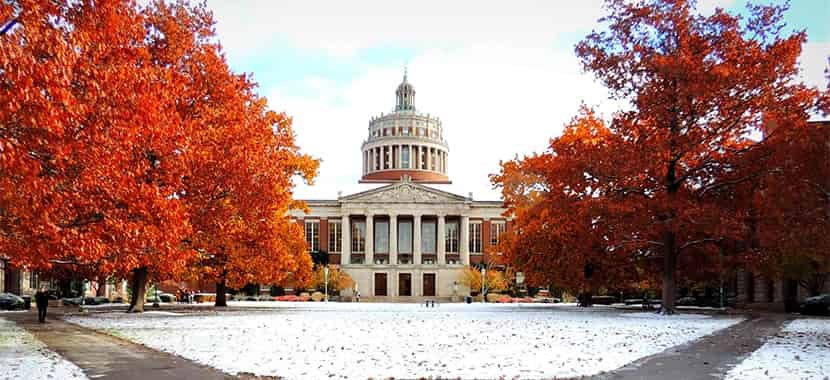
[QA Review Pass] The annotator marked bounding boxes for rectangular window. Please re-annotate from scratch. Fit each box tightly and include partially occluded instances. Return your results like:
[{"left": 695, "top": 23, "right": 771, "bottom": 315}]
[
  {"left": 421, "top": 220, "right": 436, "bottom": 254},
  {"left": 29, "top": 272, "right": 38, "bottom": 289},
  {"left": 328, "top": 221, "right": 342, "bottom": 252},
  {"left": 491, "top": 221, "right": 506, "bottom": 247},
  {"left": 470, "top": 222, "right": 482, "bottom": 253},
  {"left": 374, "top": 219, "right": 389, "bottom": 254},
  {"left": 305, "top": 220, "right": 319, "bottom": 252},
  {"left": 398, "top": 220, "right": 413, "bottom": 254},
  {"left": 352, "top": 220, "right": 366, "bottom": 253},
  {"left": 445, "top": 220, "right": 459, "bottom": 253},
  {"left": 402, "top": 148, "right": 410, "bottom": 169}
]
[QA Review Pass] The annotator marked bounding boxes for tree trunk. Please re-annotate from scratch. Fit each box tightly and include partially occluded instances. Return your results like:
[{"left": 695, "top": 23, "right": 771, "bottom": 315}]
[
  {"left": 215, "top": 278, "right": 227, "bottom": 307},
  {"left": 660, "top": 231, "right": 677, "bottom": 315},
  {"left": 96, "top": 275, "right": 107, "bottom": 297},
  {"left": 127, "top": 267, "right": 148, "bottom": 313},
  {"left": 578, "top": 291, "right": 593, "bottom": 307}
]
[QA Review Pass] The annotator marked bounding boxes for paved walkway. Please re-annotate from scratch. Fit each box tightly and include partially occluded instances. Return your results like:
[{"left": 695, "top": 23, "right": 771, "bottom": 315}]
[
  {"left": 598, "top": 313, "right": 791, "bottom": 380},
  {"left": 5, "top": 310, "right": 231, "bottom": 380}
]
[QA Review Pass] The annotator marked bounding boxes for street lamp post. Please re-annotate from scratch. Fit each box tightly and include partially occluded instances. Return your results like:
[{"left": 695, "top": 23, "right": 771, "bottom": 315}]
[
  {"left": 153, "top": 282, "right": 160, "bottom": 308},
  {"left": 516, "top": 271, "right": 525, "bottom": 297},
  {"left": 79, "top": 280, "right": 86, "bottom": 311},
  {"left": 324, "top": 266, "right": 329, "bottom": 302},
  {"left": 481, "top": 267, "right": 486, "bottom": 303}
]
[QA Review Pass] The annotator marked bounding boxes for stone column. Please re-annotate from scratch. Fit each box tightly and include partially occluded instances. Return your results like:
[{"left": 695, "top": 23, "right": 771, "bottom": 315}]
[
  {"left": 390, "top": 214, "right": 398, "bottom": 265},
  {"left": 397, "top": 145, "right": 402, "bottom": 170},
  {"left": 460, "top": 215, "right": 470, "bottom": 265},
  {"left": 413, "top": 214, "right": 422, "bottom": 265},
  {"left": 427, "top": 147, "right": 433, "bottom": 171},
  {"left": 341, "top": 215, "right": 350, "bottom": 265},
  {"left": 437, "top": 214, "right": 446, "bottom": 265},
  {"left": 365, "top": 214, "right": 374, "bottom": 265}
]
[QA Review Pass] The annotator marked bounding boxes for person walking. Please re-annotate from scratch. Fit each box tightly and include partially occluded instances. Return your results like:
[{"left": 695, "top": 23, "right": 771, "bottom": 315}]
[{"left": 34, "top": 286, "right": 50, "bottom": 323}]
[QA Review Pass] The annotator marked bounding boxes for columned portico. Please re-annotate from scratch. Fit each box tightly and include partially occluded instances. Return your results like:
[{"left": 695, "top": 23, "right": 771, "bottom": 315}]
[
  {"left": 389, "top": 214, "right": 398, "bottom": 265},
  {"left": 340, "top": 215, "right": 350, "bottom": 266},
  {"left": 437, "top": 214, "right": 446, "bottom": 265},
  {"left": 365, "top": 214, "right": 374, "bottom": 265},
  {"left": 413, "top": 214, "right": 422, "bottom": 267},
  {"left": 460, "top": 215, "right": 470, "bottom": 265}
]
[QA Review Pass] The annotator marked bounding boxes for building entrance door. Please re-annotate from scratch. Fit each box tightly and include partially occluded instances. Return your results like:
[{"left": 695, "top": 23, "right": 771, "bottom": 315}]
[
  {"left": 374, "top": 273, "right": 387, "bottom": 296},
  {"left": 399, "top": 273, "right": 412, "bottom": 296},
  {"left": 423, "top": 273, "right": 436, "bottom": 297}
]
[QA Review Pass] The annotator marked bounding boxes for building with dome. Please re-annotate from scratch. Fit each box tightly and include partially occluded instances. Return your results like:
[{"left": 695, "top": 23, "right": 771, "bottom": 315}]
[
  {"left": 360, "top": 70, "right": 450, "bottom": 184},
  {"left": 291, "top": 71, "right": 510, "bottom": 300}
]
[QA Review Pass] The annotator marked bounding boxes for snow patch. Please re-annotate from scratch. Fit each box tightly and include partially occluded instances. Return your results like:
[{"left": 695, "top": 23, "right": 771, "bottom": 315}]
[
  {"left": 0, "top": 318, "right": 87, "bottom": 380},
  {"left": 726, "top": 318, "right": 830, "bottom": 380},
  {"left": 67, "top": 303, "right": 741, "bottom": 379}
]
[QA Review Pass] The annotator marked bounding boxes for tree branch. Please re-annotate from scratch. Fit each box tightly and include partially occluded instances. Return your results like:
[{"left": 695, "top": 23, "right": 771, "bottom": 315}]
[
  {"left": 678, "top": 238, "right": 719, "bottom": 252},
  {"left": 0, "top": 18, "right": 18, "bottom": 36}
]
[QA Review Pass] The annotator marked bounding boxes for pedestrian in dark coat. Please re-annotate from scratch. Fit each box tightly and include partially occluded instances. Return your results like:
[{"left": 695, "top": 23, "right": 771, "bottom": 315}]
[{"left": 34, "top": 286, "right": 50, "bottom": 323}]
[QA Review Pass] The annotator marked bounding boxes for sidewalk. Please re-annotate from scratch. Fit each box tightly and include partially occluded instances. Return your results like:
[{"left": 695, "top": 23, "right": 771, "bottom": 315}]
[
  {"left": 5, "top": 310, "right": 231, "bottom": 380},
  {"left": 598, "top": 312, "right": 790, "bottom": 380}
]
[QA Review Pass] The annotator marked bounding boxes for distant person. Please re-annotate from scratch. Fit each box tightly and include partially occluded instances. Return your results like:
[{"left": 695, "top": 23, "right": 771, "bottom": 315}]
[{"left": 34, "top": 286, "right": 50, "bottom": 323}]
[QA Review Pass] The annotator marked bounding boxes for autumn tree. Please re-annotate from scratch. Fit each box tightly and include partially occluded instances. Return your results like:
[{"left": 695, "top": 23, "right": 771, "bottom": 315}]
[
  {"left": 493, "top": 108, "right": 648, "bottom": 305},
  {"left": 1, "top": 0, "right": 200, "bottom": 312},
  {"left": 750, "top": 119, "right": 829, "bottom": 296},
  {"left": 140, "top": 2, "right": 318, "bottom": 307},
  {"left": 572, "top": 0, "right": 822, "bottom": 313},
  {"left": 459, "top": 265, "right": 509, "bottom": 299},
  {"left": 310, "top": 264, "right": 354, "bottom": 297}
]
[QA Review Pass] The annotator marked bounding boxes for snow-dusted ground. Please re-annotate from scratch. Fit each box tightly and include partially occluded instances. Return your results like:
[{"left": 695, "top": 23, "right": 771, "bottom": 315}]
[
  {"left": 66, "top": 302, "right": 741, "bottom": 379},
  {"left": 726, "top": 318, "right": 830, "bottom": 380},
  {"left": 0, "top": 318, "right": 87, "bottom": 380}
]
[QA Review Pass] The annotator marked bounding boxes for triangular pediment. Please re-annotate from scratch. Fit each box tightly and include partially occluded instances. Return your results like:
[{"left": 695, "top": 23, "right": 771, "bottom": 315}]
[{"left": 340, "top": 181, "right": 468, "bottom": 204}]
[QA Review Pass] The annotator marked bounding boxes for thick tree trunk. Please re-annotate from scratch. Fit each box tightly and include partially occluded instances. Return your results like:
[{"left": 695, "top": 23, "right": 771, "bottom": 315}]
[
  {"left": 660, "top": 231, "right": 677, "bottom": 315},
  {"left": 96, "top": 275, "right": 107, "bottom": 297},
  {"left": 127, "top": 267, "right": 149, "bottom": 313},
  {"left": 578, "top": 291, "right": 593, "bottom": 307},
  {"left": 215, "top": 278, "right": 227, "bottom": 307}
]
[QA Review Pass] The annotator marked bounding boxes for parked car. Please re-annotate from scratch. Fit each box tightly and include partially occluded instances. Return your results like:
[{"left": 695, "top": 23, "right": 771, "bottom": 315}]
[
  {"left": 801, "top": 294, "right": 830, "bottom": 316},
  {"left": 62, "top": 297, "right": 82, "bottom": 306},
  {"left": 676, "top": 296, "right": 698, "bottom": 306},
  {"left": 0, "top": 293, "right": 27, "bottom": 310}
]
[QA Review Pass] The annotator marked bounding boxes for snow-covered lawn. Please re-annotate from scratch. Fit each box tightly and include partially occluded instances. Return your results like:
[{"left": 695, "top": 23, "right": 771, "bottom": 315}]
[
  {"left": 726, "top": 318, "right": 830, "bottom": 380},
  {"left": 0, "top": 318, "right": 87, "bottom": 380},
  {"left": 66, "top": 303, "right": 742, "bottom": 379}
]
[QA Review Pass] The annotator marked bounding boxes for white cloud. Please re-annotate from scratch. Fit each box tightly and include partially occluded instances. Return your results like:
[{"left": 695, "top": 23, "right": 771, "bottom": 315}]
[
  {"left": 800, "top": 42, "right": 830, "bottom": 91},
  {"left": 203, "top": 0, "right": 828, "bottom": 202},
  {"left": 281, "top": 45, "right": 614, "bottom": 200},
  {"left": 206, "top": 0, "right": 606, "bottom": 58},
  {"left": 696, "top": 0, "right": 737, "bottom": 15}
]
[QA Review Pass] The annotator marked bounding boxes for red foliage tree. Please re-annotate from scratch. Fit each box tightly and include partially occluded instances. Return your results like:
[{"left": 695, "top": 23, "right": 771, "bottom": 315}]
[
  {"left": 495, "top": 0, "right": 821, "bottom": 314},
  {"left": 1, "top": 0, "right": 199, "bottom": 312},
  {"left": 493, "top": 108, "right": 644, "bottom": 303},
  {"left": 142, "top": 1, "right": 317, "bottom": 307},
  {"left": 1, "top": 1, "right": 315, "bottom": 311}
]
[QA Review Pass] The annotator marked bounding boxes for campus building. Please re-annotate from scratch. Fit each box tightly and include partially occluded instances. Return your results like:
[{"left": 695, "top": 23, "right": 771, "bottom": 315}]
[{"left": 291, "top": 72, "right": 510, "bottom": 300}]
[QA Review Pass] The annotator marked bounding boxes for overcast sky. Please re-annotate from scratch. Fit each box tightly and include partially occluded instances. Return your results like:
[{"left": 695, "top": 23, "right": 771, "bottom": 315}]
[{"left": 204, "top": 0, "right": 829, "bottom": 201}]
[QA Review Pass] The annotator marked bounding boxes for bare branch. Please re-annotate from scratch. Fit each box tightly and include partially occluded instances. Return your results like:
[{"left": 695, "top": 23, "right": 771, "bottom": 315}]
[
  {"left": 678, "top": 238, "right": 719, "bottom": 252},
  {"left": 0, "top": 18, "right": 18, "bottom": 36}
]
